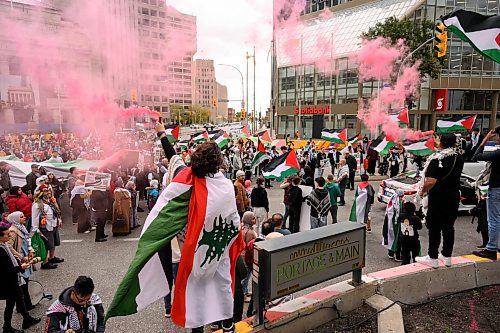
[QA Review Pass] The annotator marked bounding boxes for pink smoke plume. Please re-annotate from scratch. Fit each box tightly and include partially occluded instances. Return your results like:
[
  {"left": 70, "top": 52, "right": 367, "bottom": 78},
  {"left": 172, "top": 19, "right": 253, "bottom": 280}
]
[{"left": 355, "top": 37, "right": 433, "bottom": 141}]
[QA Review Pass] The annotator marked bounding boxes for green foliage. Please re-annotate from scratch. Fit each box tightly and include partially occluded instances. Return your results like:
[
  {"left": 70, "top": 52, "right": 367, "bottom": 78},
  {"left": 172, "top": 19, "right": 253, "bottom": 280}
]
[{"left": 362, "top": 17, "right": 443, "bottom": 79}]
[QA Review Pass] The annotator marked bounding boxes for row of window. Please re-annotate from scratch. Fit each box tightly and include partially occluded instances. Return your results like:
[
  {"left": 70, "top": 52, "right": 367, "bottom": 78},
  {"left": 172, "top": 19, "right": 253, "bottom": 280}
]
[{"left": 139, "top": 0, "right": 165, "bottom": 7}]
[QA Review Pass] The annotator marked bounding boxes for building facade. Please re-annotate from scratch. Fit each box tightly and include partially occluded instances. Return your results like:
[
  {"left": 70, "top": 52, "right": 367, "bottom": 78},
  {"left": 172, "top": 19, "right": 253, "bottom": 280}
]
[
  {"left": 273, "top": 0, "right": 500, "bottom": 139},
  {"left": 216, "top": 82, "right": 229, "bottom": 122}
]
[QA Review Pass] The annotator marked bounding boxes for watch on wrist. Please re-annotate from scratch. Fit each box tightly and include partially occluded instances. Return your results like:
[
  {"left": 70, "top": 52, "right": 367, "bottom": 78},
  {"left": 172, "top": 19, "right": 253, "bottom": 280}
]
[{"left": 156, "top": 132, "right": 164, "bottom": 138}]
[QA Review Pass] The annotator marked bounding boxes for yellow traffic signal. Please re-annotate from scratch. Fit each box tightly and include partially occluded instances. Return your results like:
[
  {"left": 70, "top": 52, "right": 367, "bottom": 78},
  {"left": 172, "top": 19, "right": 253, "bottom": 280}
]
[
  {"left": 131, "top": 89, "right": 137, "bottom": 103},
  {"left": 241, "top": 108, "right": 246, "bottom": 119},
  {"left": 434, "top": 23, "right": 447, "bottom": 58},
  {"left": 212, "top": 96, "right": 218, "bottom": 108}
]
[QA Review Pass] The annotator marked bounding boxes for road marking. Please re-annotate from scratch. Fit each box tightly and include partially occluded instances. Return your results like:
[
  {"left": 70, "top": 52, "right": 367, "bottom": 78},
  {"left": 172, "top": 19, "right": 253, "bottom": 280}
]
[
  {"left": 61, "top": 239, "right": 83, "bottom": 243},
  {"left": 123, "top": 238, "right": 140, "bottom": 242}
]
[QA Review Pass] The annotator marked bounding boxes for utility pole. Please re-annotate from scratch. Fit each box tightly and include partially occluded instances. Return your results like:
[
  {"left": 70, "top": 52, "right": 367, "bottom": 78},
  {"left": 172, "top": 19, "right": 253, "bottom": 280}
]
[
  {"left": 253, "top": 46, "right": 256, "bottom": 133},
  {"left": 246, "top": 52, "right": 249, "bottom": 127}
]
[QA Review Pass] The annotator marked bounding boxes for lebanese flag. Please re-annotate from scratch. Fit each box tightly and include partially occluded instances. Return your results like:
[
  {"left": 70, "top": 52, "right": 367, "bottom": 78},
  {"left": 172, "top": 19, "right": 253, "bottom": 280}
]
[
  {"left": 262, "top": 149, "right": 300, "bottom": 180},
  {"left": 443, "top": 10, "right": 500, "bottom": 64},
  {"left": 387, "top": 108, "right": 409, "bottom": 125},
  {"left": 321, "top": 128, "right": 347, "bottom": 144},
  {"left": 106, "top": 168, "right": 244, "bottom": 328},
  {"left": 255, "top": 130, "right": 272, "bottom": 143},
  {"left": 192, "top": 130, "right": 209, "bottom": 143},
  {"left": 349, "top": 182, "right": 373, "bottom": 224},
  {"left": 437, "top": 115, "right": 477, "bottom": 133},
  {"left": 251, "top": 139, "right": 270, "bottom": 170},
  {"left": 165, "top": 124, "right": 180, "bottom": 143},
  {"left": 402, "top": 136, "right": 435, "bottom": 156}
]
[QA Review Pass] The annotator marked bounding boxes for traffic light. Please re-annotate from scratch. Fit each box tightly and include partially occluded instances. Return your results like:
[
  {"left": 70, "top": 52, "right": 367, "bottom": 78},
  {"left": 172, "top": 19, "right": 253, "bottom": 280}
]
[
  {"left": 241, "top": 108, "right": 246, "bottom": 119},
  {"left": 212, "top": 96, "right": 218, "bottom": 108},
  {"left": 434, "top": 23, "right": 447, "bottom": 58},
  {"left": 131, "top": 89, "right": 137, "bottom": 103}
]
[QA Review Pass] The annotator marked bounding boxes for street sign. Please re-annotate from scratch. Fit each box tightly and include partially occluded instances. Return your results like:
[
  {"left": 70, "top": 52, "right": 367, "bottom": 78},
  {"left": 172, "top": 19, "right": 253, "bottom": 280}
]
[
  {"left": 218, "top": 99, "right": 229, "bottom": 103},
  {"left": 252, "top": 223, "right": 365, "bottom": 325}
]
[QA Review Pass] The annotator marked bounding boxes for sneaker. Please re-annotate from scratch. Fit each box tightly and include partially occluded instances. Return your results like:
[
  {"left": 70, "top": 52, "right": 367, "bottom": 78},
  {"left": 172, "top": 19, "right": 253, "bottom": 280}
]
[
  {"left": 476, "top": 244, "right": 487, "bottom": 250},
  {"left": 415, "top": 255, "right": 438, "bottom": 268},
  {"left": 394, "top": 257, "right": 403, "bottom": 262},
  {"left": 41, "top": 262, "right": 58, "bottom": 270},
  {"left": 387, "top": 254, "right": 394, "bottom": 259},
  {"left": 84, "top": 230, "right": 90, "bottom": 234},
  {"left": 49, "top": 257, "right": 64, "bottom": 263},
  {"left": 22, "top": 316, "right": 41, "bottom": 329},
  {"left": 472, "top": 249, "right": 497, "bottom": 261},
  {"left": 366, "top": 228, "right": 372, "bottom": 233},
  {"left": 438, "top": 254, "right": 452, "bottom": 267},
  {"left": 164, "top": 310, "right": 171, "bottom": 318},
  {"left": 95, "top": 238, "right": 107, "bottom": 243},
  {"left": 90, "top": 227, "right": 96, "bottom": 231}
]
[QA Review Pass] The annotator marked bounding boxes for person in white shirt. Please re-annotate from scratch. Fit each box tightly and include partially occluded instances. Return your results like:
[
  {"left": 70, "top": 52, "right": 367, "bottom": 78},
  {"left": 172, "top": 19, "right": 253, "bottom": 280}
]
[{"left": 337, "top": 159, "right": 349, "bottom": 206}]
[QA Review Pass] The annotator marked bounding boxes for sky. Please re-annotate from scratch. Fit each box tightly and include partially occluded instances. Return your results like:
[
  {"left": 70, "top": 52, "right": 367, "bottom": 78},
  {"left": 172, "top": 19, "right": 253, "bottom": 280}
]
[{"left": 172, "top": 0, "right": 273, "bottom": 118}]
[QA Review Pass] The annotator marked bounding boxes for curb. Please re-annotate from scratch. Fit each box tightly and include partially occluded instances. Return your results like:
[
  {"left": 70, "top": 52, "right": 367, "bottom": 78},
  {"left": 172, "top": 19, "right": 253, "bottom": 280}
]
[{"left": 249, "top": 254, "right": 499, "bottom": 333}]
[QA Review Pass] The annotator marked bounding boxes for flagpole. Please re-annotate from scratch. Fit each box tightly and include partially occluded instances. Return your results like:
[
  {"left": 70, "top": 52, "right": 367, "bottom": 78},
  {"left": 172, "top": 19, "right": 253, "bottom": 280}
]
[
  {"left": 298, "top": 35, "right": 303, "bottom": 139},
  {"left": 329, "top": 33, "right": 333, "bottom": 129}
]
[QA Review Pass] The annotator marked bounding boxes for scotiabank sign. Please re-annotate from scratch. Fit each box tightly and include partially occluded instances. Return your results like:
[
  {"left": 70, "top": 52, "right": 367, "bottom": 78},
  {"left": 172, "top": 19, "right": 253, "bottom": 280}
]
[
  {"left": 294, "top": 106, "right": 331, "bottom": 115},
  {"left": 434, "top": 89, "right": 448, "bottom": 112}
]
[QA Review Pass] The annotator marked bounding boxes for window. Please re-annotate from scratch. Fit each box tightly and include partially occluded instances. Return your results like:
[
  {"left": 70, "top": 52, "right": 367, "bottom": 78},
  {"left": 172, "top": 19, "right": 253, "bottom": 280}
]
[
  {"left": 159, "top": 11, "right": 165, "bottom": 18},
  {"left": 150, "top": 10, "right": 157, "bottom": 16},
  {"left": 141, "top": 8, "right": 148, "bottom": 15},
  {"left": 159, "top": 22, "right": 165, "bottom": 29}
]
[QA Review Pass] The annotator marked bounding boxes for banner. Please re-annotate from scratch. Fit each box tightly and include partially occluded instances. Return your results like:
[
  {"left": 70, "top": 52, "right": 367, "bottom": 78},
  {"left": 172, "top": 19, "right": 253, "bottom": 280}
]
[
  {"left": 84, "top": 171, "right": 111, "bottom": 191},
  {"left": 434, "top": 89, "right": 448, "bottom": 112}
]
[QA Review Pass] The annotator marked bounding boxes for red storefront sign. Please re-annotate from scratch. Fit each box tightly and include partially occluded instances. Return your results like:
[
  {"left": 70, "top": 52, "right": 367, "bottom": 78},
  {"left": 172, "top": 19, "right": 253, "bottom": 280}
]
[
  {"left": 294, "top": 106, "right": 331, "bottom": 114},
  {"left": 434, "top": 89, "right": 448, "bottom": 112}
]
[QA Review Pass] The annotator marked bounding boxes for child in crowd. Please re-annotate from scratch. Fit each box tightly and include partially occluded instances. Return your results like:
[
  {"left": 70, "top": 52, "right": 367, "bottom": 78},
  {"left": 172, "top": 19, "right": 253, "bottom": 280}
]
[
  {"left": 398, "top": 202, "right": 422, "bottom": 265},
  {"left": 349, "top": 174, "right": 375, "bottom": 232},
  {"left": 244, "top": 180, "right": 252, "bottom": 198},
  {"left": 147, "top": 179, "right": 159, "bottom": 211}
]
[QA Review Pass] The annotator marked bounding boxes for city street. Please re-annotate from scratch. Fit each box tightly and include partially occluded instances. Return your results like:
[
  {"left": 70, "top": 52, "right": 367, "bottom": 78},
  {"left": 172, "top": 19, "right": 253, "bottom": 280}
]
[{"left": 2, "top": 179, "right": 480, "bottom": 333}]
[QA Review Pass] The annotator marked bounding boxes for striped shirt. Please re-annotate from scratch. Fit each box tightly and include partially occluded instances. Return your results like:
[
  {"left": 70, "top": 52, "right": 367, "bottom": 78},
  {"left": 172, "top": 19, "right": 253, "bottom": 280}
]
[{"left": 337, "top": 165, "right": 349, "bottom": 181}]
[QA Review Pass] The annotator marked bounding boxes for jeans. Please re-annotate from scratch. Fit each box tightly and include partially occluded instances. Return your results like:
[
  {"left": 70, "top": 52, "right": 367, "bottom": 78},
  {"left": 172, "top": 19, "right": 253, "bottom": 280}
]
[
  {"left": 329, "top": 205, "right": 338, "bottom": 224},
  {"left": 310, "top": 216, "right": 327, "bottom": 229},
  {"left": 163, "top": 262, "right": 179, "bottom": 312},
  {"left": 486, "top": 187, "right": 500, "bottom": 252}
]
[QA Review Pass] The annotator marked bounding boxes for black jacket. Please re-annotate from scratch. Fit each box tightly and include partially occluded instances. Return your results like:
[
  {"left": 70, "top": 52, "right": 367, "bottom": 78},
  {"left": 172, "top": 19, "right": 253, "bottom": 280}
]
[
  {"left": 46, "top": 287, "right": 105, "bottom": 333},
  {"left": 90, "top": 190, "right": 108, "bottom": 212},
  {"left": 346, "top": 155, "right": 357, "bottom": 172},
  {"left": 250, "top": 186, "right": 269, "bottom": 212},
  {"left": 0, "top": 245, "right": 23, "bottom": 300},
  {"left": 288, "top": 186, "right": 303, "bottom": 209},
  {"left": 474, "top": 145, "right": 500, "bottom": 188},
  {"left": 25, "top": 172, "right": 38, "bottom": 195}
]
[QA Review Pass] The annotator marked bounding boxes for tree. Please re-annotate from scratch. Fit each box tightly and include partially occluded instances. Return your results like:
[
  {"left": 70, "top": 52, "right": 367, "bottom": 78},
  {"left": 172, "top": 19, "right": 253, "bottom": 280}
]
[
  {"left": 191, "top": 105, "right": 211, "bottom": 124},
  {"left": 170, "top": 104, "right": 183, "bottom": 123},
  {"left": 362, "top": 17, "right": 442, "bottom": 79}
]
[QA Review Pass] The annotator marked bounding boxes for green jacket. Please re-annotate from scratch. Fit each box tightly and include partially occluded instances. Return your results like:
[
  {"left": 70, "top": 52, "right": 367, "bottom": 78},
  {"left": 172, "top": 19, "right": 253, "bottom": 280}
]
[{"left": 325, "top": 182, "right": 341, "bottom": 206}]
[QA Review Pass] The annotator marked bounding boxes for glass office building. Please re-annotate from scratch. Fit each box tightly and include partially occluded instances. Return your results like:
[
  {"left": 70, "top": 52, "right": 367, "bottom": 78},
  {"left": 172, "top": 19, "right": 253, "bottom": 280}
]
[{"left": 273, "top": 0, "right": 500, "bottom": 138}]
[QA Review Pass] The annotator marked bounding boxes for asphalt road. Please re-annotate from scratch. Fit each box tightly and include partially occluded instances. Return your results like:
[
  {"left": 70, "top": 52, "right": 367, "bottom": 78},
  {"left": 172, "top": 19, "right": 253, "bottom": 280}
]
[{"left": 2, "top": 179, "right": 480, "bottom": 333}]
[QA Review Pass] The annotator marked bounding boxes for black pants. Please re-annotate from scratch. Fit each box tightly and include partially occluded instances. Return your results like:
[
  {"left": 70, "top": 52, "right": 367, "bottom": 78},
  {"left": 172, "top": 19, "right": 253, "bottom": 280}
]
[
  {"left": 348, "top": 171, "right": 355, "bottom": 190},
  {"left": 400, "top": 237, "right": 420, "bottom": 265},
  {"left": 93, "top": 211, "right": 107, "bottom": 240},
  {"left": 265, "top": 178, "right": 271, "bottom": 187},
  {"left": 18, "top": 278, "right": 32, "bottom": 311},
  {"left": 192, "top": 318, "right": 234, "bottom": 333},
  {"left": 329, "top": 205, "right": 338, "bottom": 224},
  {"left": 289, "top": 207, "right": 301, "bottom": 234},
  {"left": 3, "top": 287, "right": 28, "bottom": 329},
  {"left": 339, "top": 179, "right": 348, "bottom": 205},
  {"left": 427, "top": 206, "right": 458, "bottom": 259}
]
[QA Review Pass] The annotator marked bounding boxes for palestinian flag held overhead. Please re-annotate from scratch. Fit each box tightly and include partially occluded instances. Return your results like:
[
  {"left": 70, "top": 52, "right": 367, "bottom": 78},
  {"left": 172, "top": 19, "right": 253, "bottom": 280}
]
[
  {"left": 251, "top": 139, "right": 270, "bottom": 170},
  {"left": 262, "top": 149, "right": 300, "bottom": 180},
  {"left": 442, "top": 9, "right": 500, "bottom": 64},
  {"left": 212, "top": 130, "right": 230, "bottom": 148},
  {"left": 387, "top": 108, "right": 410, "bottom": 125},
  {"left": 321, "top": 128, "right": 347, "bottom": 144},
  {"left": 177, "top": 140, "right": 189, "bottom": 150},
  {"left": 106, "top": 168, "right": 244, "bottom": 328},
  {"left": 165, "top": 124, "right": 180, "bottom": 143},
  {"left": 192, "top": 130, "right": 209, "bottom": 143},
  {"left": 370, "top": 133, "right": 396, "bottom": 155},
  {"left": 348, "top": 133, "right": 362, "bottom": 148},
  {"left": 255, "top": 130, "right": 272, "bottom": 143},
  {"left": 437, "top": 115, "right": 477, "bottom": 133},
  {"left": 402, "top": 136, "right": 435, "bottom": 156}
]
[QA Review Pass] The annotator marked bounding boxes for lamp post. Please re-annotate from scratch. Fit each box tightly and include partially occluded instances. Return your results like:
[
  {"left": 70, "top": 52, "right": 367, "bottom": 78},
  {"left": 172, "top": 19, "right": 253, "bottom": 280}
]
[{"left": 218, "top": 64, "right": 245, "bottom": 122}]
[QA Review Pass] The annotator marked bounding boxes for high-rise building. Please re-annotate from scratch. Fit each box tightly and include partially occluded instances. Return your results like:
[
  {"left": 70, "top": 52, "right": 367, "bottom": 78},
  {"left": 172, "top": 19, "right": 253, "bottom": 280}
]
[
  {"left": 273, "top": 0, "right": 500, "bottom": 138},
  {"left": 136, "top": 1, "right": 196, "bottom": 119},
  {"left": 227, "top": 107, "right": 236, "bottom": 123},
  {"left": 216, "top": 82, "right": 228, "bottom": 122},
  {"left": 193, "top": 59, "right": 216, "bottom": 115}
]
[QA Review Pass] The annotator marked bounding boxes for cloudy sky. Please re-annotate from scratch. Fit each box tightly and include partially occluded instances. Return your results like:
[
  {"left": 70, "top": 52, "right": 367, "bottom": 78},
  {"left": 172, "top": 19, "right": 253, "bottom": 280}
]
[{"left": 173, "top": 0, "right": 273, "bottom": 118}]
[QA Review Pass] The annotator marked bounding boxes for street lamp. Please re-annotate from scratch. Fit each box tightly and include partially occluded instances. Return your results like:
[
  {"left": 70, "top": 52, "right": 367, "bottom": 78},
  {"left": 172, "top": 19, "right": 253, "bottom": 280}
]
[{"left": 218, "top": 64, "right": 245, "bottom": 122}]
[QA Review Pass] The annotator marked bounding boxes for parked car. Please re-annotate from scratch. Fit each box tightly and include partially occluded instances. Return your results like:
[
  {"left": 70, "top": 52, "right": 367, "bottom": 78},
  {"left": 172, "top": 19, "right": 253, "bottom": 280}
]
[{"left": 377, "top": 161, "right": 486, "bottom": 212}]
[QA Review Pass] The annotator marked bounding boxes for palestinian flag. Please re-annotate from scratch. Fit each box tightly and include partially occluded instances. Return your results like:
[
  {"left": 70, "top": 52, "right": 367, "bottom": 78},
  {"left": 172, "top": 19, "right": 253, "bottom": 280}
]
[
  {"left": 255, "top": 130, "right": 272, "bottom": 143},
  {"left": 165, "top": 124, "right": 180, "bottom": 143},
  {"left": 241, "top": 125, "right": 250, "bottom": 138},
  {"left": 207, "top": 130, "right": 220, "bottom": 139},
  {"left": 349, "top": 182, "right": 374, "bottom": 224},
  {"left": 212, "top": 130, "right": 230, "bottom": 148},
  {"left": 442, "top": 10, "right": 500, "bottom": 64},
  {"left": 251, "top": 139, "right": 270, "bottom": 170},
  {"left": 192, "top": 130, "right": 209, "bottom": 143},
  {"left": 178, "top": 140, "right": 189, "bottom": 151},
  {"left": 262, "top": 149, "right": 300, "bottom": 180},
  {"left": 402, "top": 136, "right": 435, "bottom": 156},
  {"left": 321, "top": 129, "right": 347, "bottom": 144},
  {"left": 437, "top": 115, "right": 476, "bottom": 133},
  {"left": 382, "top": 193, "right": 402, "bottom": 253},
  {"left": 370, "top": 133, "right": 396, "bottom": 155},
  {"left": 106, "top": 168, "right": 244, "bottom": 328},
  {"left": 387, "top": 108, "right": 409, "bottom": 125},
  {"left": 348, "top": 133, "right": 362, "bottom": 148}
]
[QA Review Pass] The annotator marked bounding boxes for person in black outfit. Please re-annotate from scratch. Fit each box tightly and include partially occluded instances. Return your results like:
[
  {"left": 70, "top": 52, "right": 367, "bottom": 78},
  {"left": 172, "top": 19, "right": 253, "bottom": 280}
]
[
  {"left": 0, "top": 225, "right": 40, "bottom": 333},
  {"left": 91, "top": 190, "right": 109, "bottom": 242},
  {"left": 24, "top": 164, "right": 39, "bottom": 197},
  {"left": 417, "top": 134, "right": 464, "bottom": 268},
  {"left": 398, "top": 202, "right": 422, "bottom": 265},
  {"left": 367, "top": 148, "right": 378, "bottom": 175},
  {"left": 288, "top": 176, "right": 303, "bottom": 234},
  {"left": 345, "top": 151, "right": 357, "bottom": 190}
]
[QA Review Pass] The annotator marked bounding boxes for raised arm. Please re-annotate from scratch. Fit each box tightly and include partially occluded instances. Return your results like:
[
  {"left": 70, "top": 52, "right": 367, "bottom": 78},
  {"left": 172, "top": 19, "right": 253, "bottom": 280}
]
[{"left": 155, "top": 122, "right": 177, "bottom": 161}]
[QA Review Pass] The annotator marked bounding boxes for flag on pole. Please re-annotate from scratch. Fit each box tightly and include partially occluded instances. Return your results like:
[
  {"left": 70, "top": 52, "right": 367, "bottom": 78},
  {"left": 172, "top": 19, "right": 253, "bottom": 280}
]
[
  {"left": 370, "top": 133, "right": 396, "bottom": 155},
  {"left": 212, "top": 130, "right": 230, "bottom": 148},
  {"left": 106, "top": 168, "right": 244, "bottom": 328},
  {"left": 255, "top": 130, "right": 271, "bottom": 143},
  {"left": 251, "top": 139, "right": 270, "bottom": 170},
  {"left": 348, "top": 133, "right": 362, "bottom": 148},
  {"left": 321, "top": 129, "right": 347, "bottom": 144},
  {"left": 442, "top": 9, "right": 500, "bottom": 64},
  {"left": 262, "top": 149, "right": 300, "bottom": 180},
  {"left": 387, "top": 108, "right": 410, "bottom": 125},
  {"left": 402, "top": 136, "right": 435, "bottom": 156},
  {"left": 178, "top": 140, "right": 189, "bottom": 150},
  {"left": 192, "top": 130, "right": 209, "bottom": 143},
  {"left": 165, "top": 124, "right": 180, "bottom": 143},
  {"left": 437, "top": 115, "right": 477, "bottom": 133}
]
